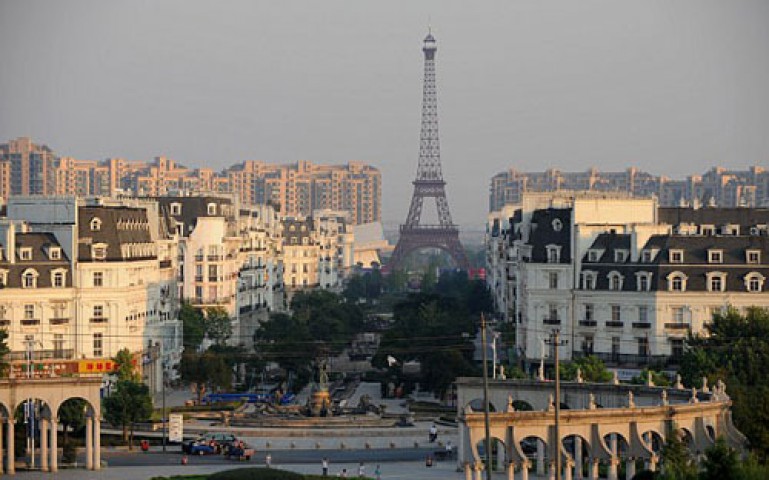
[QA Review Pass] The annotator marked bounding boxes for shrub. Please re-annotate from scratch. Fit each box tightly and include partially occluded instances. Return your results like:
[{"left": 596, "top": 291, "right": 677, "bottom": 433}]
[
  {"left": 209, "top": 468, "right": 305, "bottom": 480},
  {"left": 62, "top": 442, "right": 77, "bottom": 464}
]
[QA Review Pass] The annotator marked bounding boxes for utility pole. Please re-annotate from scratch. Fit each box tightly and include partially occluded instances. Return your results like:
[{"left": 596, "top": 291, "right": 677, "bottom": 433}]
[
  {"left": 161, "top": 348, "right": 167, "bottom": 453},
  {"left": 546, "top": 329, "right": 568, "bottom": 480},
  {"left": 481, "top": 314, "right": 492, "bottom": 480}
]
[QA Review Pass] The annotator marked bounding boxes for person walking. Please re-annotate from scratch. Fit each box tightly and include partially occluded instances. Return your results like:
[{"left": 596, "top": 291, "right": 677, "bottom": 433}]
[
  {"left": 322, "top": 457, "right": 329, "bottom": 476},
  {"left": 375, "top": 464, "right": 382, "bottom": 480},
  {"left": 265, "top": 453, "right": 272, "bottom": 468},
  {"left": 339, "top": 468, "right": 348, "bottom": 478},
  {"left": 429, "top": 423, "right": 438, "bottom": 443},
  {"left": 358, "top": 462, "right": 365, "bottom": 477}
]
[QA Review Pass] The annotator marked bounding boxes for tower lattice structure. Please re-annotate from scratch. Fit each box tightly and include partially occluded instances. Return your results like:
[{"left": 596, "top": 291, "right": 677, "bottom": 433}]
[{"left": 386, "top": 32, "right": 469, "bottom": 273}]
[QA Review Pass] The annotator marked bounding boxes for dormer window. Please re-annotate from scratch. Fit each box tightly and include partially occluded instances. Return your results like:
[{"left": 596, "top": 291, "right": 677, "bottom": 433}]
[
  {"left": 708, "top": 250, "right": 723, "bottom": 264},
  {"left": 614, "top": 250, "right": 627, "bottom": 263},
  {"left": 51, "top": 269, "right": 66, "bottom": 288},
  {"left": 170, "top": 203, "right": 182, "bottom": 215},
  {"left": 745, "top": 272, "right": 765, "bottom": 293},
  {"left": 49, "top": 247, "right": 61, "bottom": 260},
  {"left": 92, "top": 243, "right": 108, "bottom": 261},
  {"left": 546, "top": 245, "right": 561, "bottom": 263},
  {"left": 746, "top": 250, "right": 761, "bottom": 264},
  {"left": 636, "top": 272, "right": 653, "bottom": 292},
  {"left": 587, "top": 250, "right": 601, "bottom": 262},
  {"left": 90, "top": 217, "right": 102, "bottom": 231},
  {"left": 700, "top": 225, "right": 715, "bottom": 236},
  {"left": 667, "top": 271, "right": 687, "bottom": 292},
  {"left": 607, "top": 271, "right": 624, "bottom": 291},
  {"left": 669, "top": 250, "right": 684, "bottom": 264},
  {"left": 22, "top": 268, "right": 39, "bottom": 288},
  {"left": 207, "top": 203, "right": 217, "bottom": 215},
  {"left": 706, "top": 272, "right": 727, "bottom": 292},
  {"left": 19, "top": 247, "right": 32, "bottom": 261},
  {"left": 581, "top": 271, "right": 597, "bottom": 290},
  {"left": 641, "top": 250, "right": 653, "bottom": 263},
  {"left": 0, "top": 270, "right": 8, "bottom": 287},
  {"left": 552, "top": 218, "right": 563, "bottom": 232}
]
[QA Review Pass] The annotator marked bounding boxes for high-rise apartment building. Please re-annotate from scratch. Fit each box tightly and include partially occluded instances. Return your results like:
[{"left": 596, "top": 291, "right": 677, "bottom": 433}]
[
  {"left": 0, "top": 138, "right": 381, "bottom": 226},
  {"left": 490, "top": 166, "right": 769, "bottom": 212}
]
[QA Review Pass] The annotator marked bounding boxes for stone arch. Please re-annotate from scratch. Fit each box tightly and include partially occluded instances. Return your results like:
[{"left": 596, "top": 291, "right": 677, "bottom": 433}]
[
  {"left": 640, "top": 430, "right": 665, "bottom": 455},
  {"left": 601, "top": 431, "right": 630, "bottom": 458},
  {"left": 466, "top": 398, "right": 498, "bottom": 413},
  {"left": 473, "top": 435, "right": 507, "bottom": 464},
  {"left": 512, "top": 399, "right": 534, "bottom": 411}
]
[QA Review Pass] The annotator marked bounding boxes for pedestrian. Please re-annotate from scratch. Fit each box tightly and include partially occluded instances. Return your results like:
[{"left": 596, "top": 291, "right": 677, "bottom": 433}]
[
  {"left": 265, "top": 453, "right": 272, "bottom": 468},
  {"left": 358, "top": 462, "right": 365, "bottom": 476},
  {"left": 375, "top": 464, "right": 382, "bottom": 480},
  {"left": 426, "top": 454, "right": 434, "bottom": 467},
  {"left": 181, "top": 454, "right": 188, "bottom": 466},
  {"left": 339, "top": 467, "right": 348, "bottom": 478},
  {"left": 429, "top": 423, "right": 438, "bottom": 443},
  {"left": 322, "top": 457, "right": 329, "bottom": 476}
]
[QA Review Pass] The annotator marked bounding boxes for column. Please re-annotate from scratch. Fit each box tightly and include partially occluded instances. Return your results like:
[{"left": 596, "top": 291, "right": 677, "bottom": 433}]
[
  {"left": 93, "top": 416, "right": 101, "bottom": 470},
  {"left": 549, "top": 461, "right": 556, "bottom": 480},
  {"left": 474, "top": 463, "right": 483, "bottom": 480},
  {"left": 0, "top": 419, "right": 4, "bottom": 475},
  {"left": 648, "top": 456, "right": 657, "bottom": 472},
  {"left": 608, "top": 434, "right": 618, "bottom": 480},
  {"left": 85, "top": 415, "right": 93, "bottom": 470},
  {"left": 507, "top": 462, "right": 516, "bottom": 480},
  {"left": 589, "top": 459, "right": 599, "bottom": 480},
  {"left": 574, "top": 437, "right": 583, "bottom": 479},
  {"left": 626, "top": 459, "right": 636, "bottom": 479},
  {"left": 40, "top": 418, "right": 49, "bottom": 472},
  {"left": 7, "top": 417, "right": 14, "bottom": 474},
  {"left": 49, "top": 419, "right": 58, "bottom": 473},
  {"left": 521, "top": 461, "right": 530, "bottom": 480},
  {"left": 537, "top": 439, "right": 545, "bottom": 475},
  {"left": 564, "top": 459, "right": 574, "bottom": 480},
  {"left": 465, "top": 462, "right": 472, "bottom": 480},
  {"left": 496, "top": 440, "right": 504, "bottom": 471}
]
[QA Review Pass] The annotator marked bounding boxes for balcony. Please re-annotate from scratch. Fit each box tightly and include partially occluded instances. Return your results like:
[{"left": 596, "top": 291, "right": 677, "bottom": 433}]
[
  {"left": 50, "top": 317, "right": 70, "bottom": 325},
  {"left": 578, "top": 320, "right": 597, "bottom": 327},
  {"left": 632, "top": 322, "right": 651, "bottom": 329},
  {"left": 573, "top": 350, "right": 678, "bottom": 367},
  {"left": 543, "top": 318, "right": 561, "bottom": 325},
  {"left": 8, "top": 348, "right": 74, "bottom": 361},
  {"left": 665, "top": 323, "right": 689, "bottom": 330},
  {"left": 207, "top": 255, "right": 223, "bottom": 262},
  {"left": 195, "top": 255, "right": 204, "bottom": 262},
  {"left": 195, "top": 276, "right": 204, "bottom": 282},
  {"left": 605, "top": 321, "right": 624, "bottom": 328},
  {"left": 21, "top": 319, "right": 41, "bottom": 326},
  {"left": 90, "top": 317, "right": 108, "bottom": 324},
  {"left": 208, "top": 276, "right": 220, "bottom": 282},
  {"left": 0, "top": 320, "right": 9, "bottom": 327},
  {"left": 159, "top": 260, "right": 172, "bottom": 269}
]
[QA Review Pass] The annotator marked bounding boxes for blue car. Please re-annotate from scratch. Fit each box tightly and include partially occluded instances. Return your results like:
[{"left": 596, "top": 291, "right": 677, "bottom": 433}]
[{"left": 182, "top": 440, "right": 219, "bottom": 455}]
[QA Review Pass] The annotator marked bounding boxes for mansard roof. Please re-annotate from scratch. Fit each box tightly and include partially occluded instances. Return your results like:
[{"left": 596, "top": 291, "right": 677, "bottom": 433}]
[
  {"left": 529, "top": 208, "right": 571, "bottom": 263},
  {"left": 156, "top": 196, "right": 236, "bottom": 237},
  {"left": 0, "top": 232, "right": 72, "bottom": 288},
  {"left": 659, "top": 207, "right": 769, "bottom": 231},
  {"left": 583, "top": 233, "right": 631, "bottom": 263},
  {"left": 282, "top": 218, "right": 314, "bottom": 245},
  {"left": 78, "top": 206, "right": 156, "bottom": 262}
]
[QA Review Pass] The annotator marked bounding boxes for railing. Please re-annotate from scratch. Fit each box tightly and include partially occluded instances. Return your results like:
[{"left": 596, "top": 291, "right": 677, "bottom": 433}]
[
  {"left": 632, "top": 322, "right": 651, "bottom": 329},
  {"left": 573, "top": 350, "right": 677, "bottom": 367},
  {"left": 207, "top": 255, "right": 223, "bottom": 261},
  {"left": 50, "top": 317, "right": 70, "bottom": 325},
  {"left": 605, "top": 321, "right": 624, "bottom": 328},
  {"left": 195, "top": 255, "right": 204, "bottom": 262},
  {"left": 578, "top": 320, "right": 597, "bottom": 327},
  {"left": 21, "top": 319, "right": 40, "bottom": 326},
  {"left": 0, "top": 320, "right": 10, "bottom": 327},
  {"left": 195, "top": 276, "right": 204, "bottom": 282},
  {"left": 159, "top": 260, "right": 172, "bottom": 269},
  {"left": 543, "top": 318, "right": 561, "bottom": 325},
  {"left": 90, "top": 317, "right": 108, "bottom": 323},
  {"left": 8, "top": 349, "right": 74, "bottom": 361},
  {"left": 665, "top": 323, "right": 689, "bottom": 330}
]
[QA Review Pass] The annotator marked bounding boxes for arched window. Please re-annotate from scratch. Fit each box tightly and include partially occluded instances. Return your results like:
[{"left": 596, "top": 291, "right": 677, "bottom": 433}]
[
  {"left": 705, "top": 272, "right": 727, "bottom": 292},
  {"left": 90, "top": 217, "right": 102, "bottom": 231},
  {"left": 667, "top": 272, "right": 687, "bottom": 292},
  {"left": 51, "top": 269, "right": 67, "bottom": 288},
  {"left": 22, "top": 269, "right": 39, "bottom": 288},
  {"left": 744, "top": 272, "right": 765, "bottom": 293},
  {"left": 607, "top": 271, "right": 624, "bottom": 291}
]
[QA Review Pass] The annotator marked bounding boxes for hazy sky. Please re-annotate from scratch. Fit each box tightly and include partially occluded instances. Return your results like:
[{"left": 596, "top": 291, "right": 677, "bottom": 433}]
[{"left": 2, "top": 1, "right": 769, "bottom": 231}]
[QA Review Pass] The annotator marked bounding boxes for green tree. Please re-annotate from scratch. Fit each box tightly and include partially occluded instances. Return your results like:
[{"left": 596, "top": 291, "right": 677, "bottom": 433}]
[
  {"left": 658, "top": 428, "right": 698, "bottom": 480},
  {"left": 631, "top": 368, "right": 671, "bottom": 387},
  {"left": 103, "top": 379, "right": 152, "bottom": 448},
  {"left": 560, "top": 355, "right": 613, "bottom": 382},
  {"left": 701, "top": 437, "right": 739, "bottom": 480},
  {"left": 58, "top": 398, "right": 86, "bottom": 446},
  {"left": 678, "top": 307, "right": 769, "bottom": 459},
  {"left": 205, "top": 307, "right": 233, "bottom": 346},
  {"left": 178, "top": 348, "right": 234, "bottom": 403},
  {"left": 180, "top": 302, "right": 206, "bottom": 350},
  {"left": 113, "top": 348, "right": 139, "bottom": 382},
  {"left": 0, "top": 329, "right": 9, "bottom": 377}
]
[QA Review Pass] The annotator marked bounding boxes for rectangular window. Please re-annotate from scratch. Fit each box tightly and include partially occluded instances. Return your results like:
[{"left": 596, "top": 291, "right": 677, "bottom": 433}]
[
  {"left": 20, "top": 248, "right": 32, "bottom": 260},
  {"left": 747, "top": 250, "right": 761, "bottom": 264},
  {"left": 638, "top": 337, "right": 649, "bottom": 357},
  {"left": 708, "top": 250, "right": 723, "bottom": 264},
  {"left": 710, "top": 276, "right": 723, "bottom": 292},
  {"left": 93, "top": 271, "right": 103, "bottom": 287},
  {"left": 549, "top": 304, "right": 558, "bottom": 321},
  {"left": 670, "top": 250, "right": 684, "bottom": 263},
  {"left": 581, "top": 335, "right": 594, "bottom": 354},
  {"left": 611, "top": 305, "right": 621, "bottom": 322},
  {"left": 638, "top": 306, "right": 648, "bottom": 323},
  {"left": 588, "top": 250, "right": 599, "bottom": 262},
  {"left": 641, "top": 251, "right": 652, "bottom": 263},
  {"left": 53, "top": 334, "right": 65, "bottom": 358},
  {"left": 611, "top": 337, "right": 621, "bottom": 358},
  {"left": 673, "top": 307, "right": 685, "bottom": 324},
  {"left": 639, "top": 275, "right": 649, "bottom": 291},
  {"left": 549, "top": 272, "right": 559, "bottom": 289},
  {"left": 93, "top": 305, "right": 104, "bottom": 318},
  {"left": 24, "top": 304, "right": 35, "bottom": 319},
  {"left": 93, "top": 333, "right": 103, "bottom": 357},
  {"left": 585, "top": 303, "right": 594, "bottom": 321},
  {"left": 671, "top": 339, "right": 684, "bottom": 360}
]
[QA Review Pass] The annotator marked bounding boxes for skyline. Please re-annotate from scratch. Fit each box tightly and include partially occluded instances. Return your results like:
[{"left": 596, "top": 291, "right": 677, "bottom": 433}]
[{"left": 2, "top": 1, "right": 769, "bottom": 230}]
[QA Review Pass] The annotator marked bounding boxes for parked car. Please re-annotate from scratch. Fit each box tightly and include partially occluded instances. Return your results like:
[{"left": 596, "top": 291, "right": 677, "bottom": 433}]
[
  {"left": 225, "top": 442, "right": 255, "bottom": 461},
  {"left": 182, "top": 440, "right": 219, "bottom": 456},
  {"left": 199, "top": 432, "right": 237, "bottom": 445}
]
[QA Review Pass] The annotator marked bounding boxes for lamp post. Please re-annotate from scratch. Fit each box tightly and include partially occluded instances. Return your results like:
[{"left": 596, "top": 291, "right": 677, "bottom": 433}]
[{"left": 546, "top": 329, "right": 568, "bottom": 480}]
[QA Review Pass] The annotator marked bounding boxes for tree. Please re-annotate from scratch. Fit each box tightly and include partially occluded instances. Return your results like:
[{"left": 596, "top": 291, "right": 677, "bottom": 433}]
[
  {"left": 631, "top": 368, "right": 671, "bottom": 387},
  {"left": 560, "top": 355, "right": 613, "bottom": 382},
  {"left": 113, "top": 348, "right": 139, "bottom": 382},
  {"left": 658, "top": 428, "right": 698, "bottom": 480},
  {"left": 180, "top": 302, "right": 206, "bottom": 350},
  {"left": 701, "top": 437, "right": 739, "bottom": 480},
  {"left": 103, "top": 379, "right": 152, "bottom": 448},
  {"left": 178, "top": 349, "right": 234, "bottom": 404},
  {"left": 58, "top": 398, "right": 86, "bottom": 446},
  {"left": 679, "top": 307, "right": 769, "bottom": 459},
  {"left": 205, "top": 307, "right": 233, "bottom": 346},
  {"left": 0, "top": 329, "right": 9, "bottom": 377}
]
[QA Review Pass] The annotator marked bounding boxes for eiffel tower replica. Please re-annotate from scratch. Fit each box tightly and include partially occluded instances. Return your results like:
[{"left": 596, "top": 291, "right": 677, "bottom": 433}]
[{"left": 386, "top": 31, "right": 469, "bottom": 273}]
